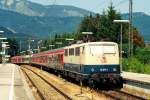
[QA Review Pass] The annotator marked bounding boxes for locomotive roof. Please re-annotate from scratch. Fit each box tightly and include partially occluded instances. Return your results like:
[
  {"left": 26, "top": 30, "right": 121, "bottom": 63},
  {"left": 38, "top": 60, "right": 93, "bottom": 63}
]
[
  {"left": 63, "top": 41, "right": 117, "bottom": 48},
  {"left": 32, "top": 47, "right": 64, "bottom": 56},
  {"left": 25, "top": 41, "right": 118, "bottom": 57}
]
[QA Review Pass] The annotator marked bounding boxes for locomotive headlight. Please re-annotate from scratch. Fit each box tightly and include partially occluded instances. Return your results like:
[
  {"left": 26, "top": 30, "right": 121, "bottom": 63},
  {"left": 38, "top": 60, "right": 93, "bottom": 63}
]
[
  {"left": 113, "top": 68, "right": 117, "bottom": 72},
  {"left": 91, "top": 68, "right": 94, "bottom": 72}
]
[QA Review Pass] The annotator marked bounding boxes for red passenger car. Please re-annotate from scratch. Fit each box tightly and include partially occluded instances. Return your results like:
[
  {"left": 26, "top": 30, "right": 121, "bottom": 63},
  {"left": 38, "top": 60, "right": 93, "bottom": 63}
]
[
  {"left": 31, "top": 49, "right": 64, "bottom": 70},
  {"left": 11, "top": 56, "right": 24, "bottom": 64}
]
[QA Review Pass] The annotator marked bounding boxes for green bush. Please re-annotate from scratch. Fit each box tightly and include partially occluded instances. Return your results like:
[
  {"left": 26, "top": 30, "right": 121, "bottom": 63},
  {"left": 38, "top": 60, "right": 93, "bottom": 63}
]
[
  {"left": 144, "top": 65, "right": 150, "bottom": 74},
  {"left": 135, "top": 48, "right": 150, "bottom": 64},
  {"left": 122, "top": 57, "right": 150, "bottom": 74}
]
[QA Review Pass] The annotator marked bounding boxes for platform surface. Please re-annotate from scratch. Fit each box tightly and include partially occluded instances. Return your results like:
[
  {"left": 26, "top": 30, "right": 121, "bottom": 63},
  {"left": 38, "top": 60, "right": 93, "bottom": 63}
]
[
  {"left": 122, "top": 71, "right": 150, "bottom": 83},
  {"left": 0, "top": 64, "right": 34, "bottom": 100}
]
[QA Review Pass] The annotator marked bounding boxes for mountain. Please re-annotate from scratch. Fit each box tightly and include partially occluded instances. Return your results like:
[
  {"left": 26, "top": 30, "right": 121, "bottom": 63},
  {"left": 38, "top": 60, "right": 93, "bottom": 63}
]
[
  {"left": 0, "top": 0, "right": 149, "bottom": 41},
  {"left": 122, "top": 12, "right": 150, "bottom": 41},
  {"left": 0, "top": 26, "right": 39, "bottom": 50},
  {"left": 0, "top": 0, "right": 89, "bottom": 38},
  {"left": 0, "top": 8, "right": 83, "bottom": 38},
  {"left": 0, "top": 0, "right": 91, "bottom": 17},
  {"left": 0, "top": 26, "right": 32, "bottom": 47}
]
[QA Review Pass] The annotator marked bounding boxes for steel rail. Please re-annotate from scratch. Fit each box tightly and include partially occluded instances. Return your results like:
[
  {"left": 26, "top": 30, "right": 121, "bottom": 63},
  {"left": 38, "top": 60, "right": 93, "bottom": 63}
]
[
  {"left": 123, "top": 78, "right": 150, "bottom": 90},
  {"left": 99, "top": 90, "right": 145, "bottom": 100},
  {"left": 22, "top": 67, "right": 72, "bottom": 100},
  {"left": 21, "top": 68, "right": 45, "bottom": 100}
]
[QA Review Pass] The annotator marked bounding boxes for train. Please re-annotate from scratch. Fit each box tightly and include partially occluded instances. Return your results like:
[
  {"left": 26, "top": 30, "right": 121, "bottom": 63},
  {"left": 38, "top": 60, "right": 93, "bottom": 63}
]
[{"left": 11, "top": 41, "right": 123, "bottom": 89}]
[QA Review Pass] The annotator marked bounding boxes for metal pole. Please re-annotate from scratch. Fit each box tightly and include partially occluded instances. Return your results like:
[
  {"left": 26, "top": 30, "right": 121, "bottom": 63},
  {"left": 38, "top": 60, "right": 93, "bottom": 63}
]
[
  {"left": 131, "top": 0, "right": 133, "bottom": 56},
  {"left": 38, "top": 44, "right": 40, "bottom": 53},
  {"left": 120, "top": 24, "right": 123, "bottom": 72},
  {"left": 129, "top": 0, "right": 133, "bottom": 57},
  {"left": 129, "top": 0, "right": 131, "bottom": 57},
  {"left": 28, "top": 40, "right": 31, "bottom": 54},
  {"left": 19, "top": 40, "right": 22, "bottom": 53},
  {"left": 2, "top": 46, "right": 6, "bottom": 64},
  {"left": 80, "top": 79, "right": 83, "bottom": 94},
  {"left": 2, "top": 47, "right": 4, "bottom": 63}
]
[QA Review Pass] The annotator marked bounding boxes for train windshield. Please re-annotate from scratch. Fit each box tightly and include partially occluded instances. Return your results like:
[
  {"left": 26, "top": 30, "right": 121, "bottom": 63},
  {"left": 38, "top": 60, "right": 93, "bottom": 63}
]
[{"left": 89, "top": 44, "right": 116, "bottom": 55}]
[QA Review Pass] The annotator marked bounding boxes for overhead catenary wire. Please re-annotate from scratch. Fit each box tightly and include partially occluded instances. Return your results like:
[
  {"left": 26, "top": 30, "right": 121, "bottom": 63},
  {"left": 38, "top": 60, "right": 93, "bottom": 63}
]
[
  {"left": 90, "top": 0, "right": 128, "bottom": 14},
  {"left": 90, "top": 0, "right": 106, "bottom": 13},
  {"left": 115, "top": 0, "right": 128, "bottom": 7}
]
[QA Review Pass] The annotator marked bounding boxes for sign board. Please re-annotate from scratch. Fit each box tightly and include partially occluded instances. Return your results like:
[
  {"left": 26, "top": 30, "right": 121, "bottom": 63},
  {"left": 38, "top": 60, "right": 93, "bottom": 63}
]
[
  {"left": 5, "top": 55, "right": 10, "bottom": 58},
  {"left": 56, "top": 42, "right": 62, "bottom": 45},
  {"left": 0, "top": 52, "right": 4, "bottom": 55},
  {"left": 2, "top": 44, "right": 6, "bottom": 47}
]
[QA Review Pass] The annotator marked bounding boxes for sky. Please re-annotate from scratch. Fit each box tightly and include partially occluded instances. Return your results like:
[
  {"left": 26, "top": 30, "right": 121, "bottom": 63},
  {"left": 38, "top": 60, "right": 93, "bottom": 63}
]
[{"left": 29, "top": 0, "right": 150, "bottom": 15}]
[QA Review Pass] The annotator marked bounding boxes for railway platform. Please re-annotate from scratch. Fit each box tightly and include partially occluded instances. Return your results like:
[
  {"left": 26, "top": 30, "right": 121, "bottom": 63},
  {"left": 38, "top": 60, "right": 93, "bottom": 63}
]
[
  {"left": 122, "top": 71, "right": 150, "bottom": 83},
  {"left": 121, "top": 71, "right": 150, "bottom": 99},
  {"left": 0, "top": 64, "right": 35, "bottom": 100}
]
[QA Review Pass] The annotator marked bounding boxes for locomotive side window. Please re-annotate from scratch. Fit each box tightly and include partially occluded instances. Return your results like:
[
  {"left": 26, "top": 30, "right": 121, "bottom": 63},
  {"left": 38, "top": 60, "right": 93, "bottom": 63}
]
[
  {"left": 65, "top": 49, "right": 68, "bottom": 56},
  {"left": 75, "top": 47, "right": 80, "bottom": 56},
  {"left": 69, "top": 48, "right": 74, "bottom": 56}
]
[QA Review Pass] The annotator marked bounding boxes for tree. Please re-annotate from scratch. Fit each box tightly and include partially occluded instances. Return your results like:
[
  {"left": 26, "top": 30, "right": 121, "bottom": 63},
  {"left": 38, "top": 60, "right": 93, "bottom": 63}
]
[
  {"left": 133, "top": 28, "right": 145, "bottom": 48},
  {"left": 78, "top": 3, "right": 144, "bottom": 48},
  {"left": 78, "top": 3, "right": 123, "bottom": 43},
  {"left": 7, "top": 38, "right": 19, "bottom": 56}
]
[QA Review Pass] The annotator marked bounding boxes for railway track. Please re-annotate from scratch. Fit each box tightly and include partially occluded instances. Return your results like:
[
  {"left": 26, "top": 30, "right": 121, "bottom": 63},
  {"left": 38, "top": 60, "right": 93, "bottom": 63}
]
[
  {"left": 124, "top": 78, "right": 150, "bottom": 90},
  {"left": 21, "top": 67, "right": 72, "bottom": 100},
  {"left": 21, "top": 65, "right": 146, "bottom": 100},
  {"left": 99, "top": 90, "right": 145, "bottom": 100}
]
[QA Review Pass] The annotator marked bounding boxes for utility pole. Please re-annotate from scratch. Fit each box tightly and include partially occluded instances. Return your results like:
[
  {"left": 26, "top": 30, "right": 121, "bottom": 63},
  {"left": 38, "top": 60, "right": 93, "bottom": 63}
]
[
  {"left": 37, "top": 40, "right": 42, "bottom": 53},
  {"left": 19, "top": 40, "right": 22, "bottom": 53},
  {"left": 129, "top": 0, "right": 133, "bottom": 57},
  {"left": 1, "top": 42, "right": 9, "bottom": 63},
  {"left": 28, "top": 38, "right": 34, "bottom": 55},
  {"left": 113, "top": 20, "right": 130, "bottom": 72}
]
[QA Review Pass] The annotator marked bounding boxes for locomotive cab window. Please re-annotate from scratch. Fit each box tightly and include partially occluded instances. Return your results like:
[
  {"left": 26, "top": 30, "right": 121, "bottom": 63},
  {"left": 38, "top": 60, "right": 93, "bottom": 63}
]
[
  {"left": 89, "top": 45, "right": 103, "bottom": 55},
  {"left": 89, "top": 44, "right": 116, "bottom": 55},
  {"left": 103, "top": 45, "right": 116, "bottom": 54}
]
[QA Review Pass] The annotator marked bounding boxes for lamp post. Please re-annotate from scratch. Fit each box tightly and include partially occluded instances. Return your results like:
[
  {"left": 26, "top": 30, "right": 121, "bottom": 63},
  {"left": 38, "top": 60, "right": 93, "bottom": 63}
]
[
  {"left": 20, "top": 51, "right": 26, "bottom": 55},
  {"left": 113, "top": 20, "right": 130, "bottom": 72},
  {"left": 1, "top": 42, "right": 9, "bottom": 63},
  {"left": 82, "top": 32, "right": 93, "bottom": 42},
  {"left": 37, "top": 40, "right": 42, "bottom": 53},
  {"left": 28, "top": 39, "right": 34, "bottom": 55},
  {"left": 41, "top": 47, "right": 46, "bottom": 51},
  {"left": 0, "top": 31, "right": 4, "bottom": 32},
  {"left": 65, "top": 38, "right": 74, "bottom": 45},
  {"left": 55, "top": 42, "right": 62, "bottom": 48},
  {"left": 0, "top": 30, "right": 4, "bottom": 34},
  {"left": 33, "top": 49, "right": 39, "bottom": 54},
  {"left": 28, "top": 39, "right": 34, "bottom": 64},
  {"left": 49, "top": 45, "right": 55, "bottom": 50},
  {"left": 129, "top": 0, "right": 133, "bottom": 56}
]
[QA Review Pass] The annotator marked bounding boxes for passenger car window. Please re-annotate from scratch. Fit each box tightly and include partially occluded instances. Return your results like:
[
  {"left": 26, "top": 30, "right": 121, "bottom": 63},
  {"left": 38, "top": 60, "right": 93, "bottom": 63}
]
[
  {"left": 75, "top": 47, "right": 80, "bottom": 56},
  {"left": 69, "top": 48, "right": 74, "bottom": 55},
  {"left": 65, "top": 49, "right": 68, "bottom": 56}
]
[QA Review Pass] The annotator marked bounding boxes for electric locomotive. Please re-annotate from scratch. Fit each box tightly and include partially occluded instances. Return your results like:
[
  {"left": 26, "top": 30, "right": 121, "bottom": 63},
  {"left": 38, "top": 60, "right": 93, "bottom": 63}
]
[{"left": 63, "top": 42, "right": 122, "bottom": 88}]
